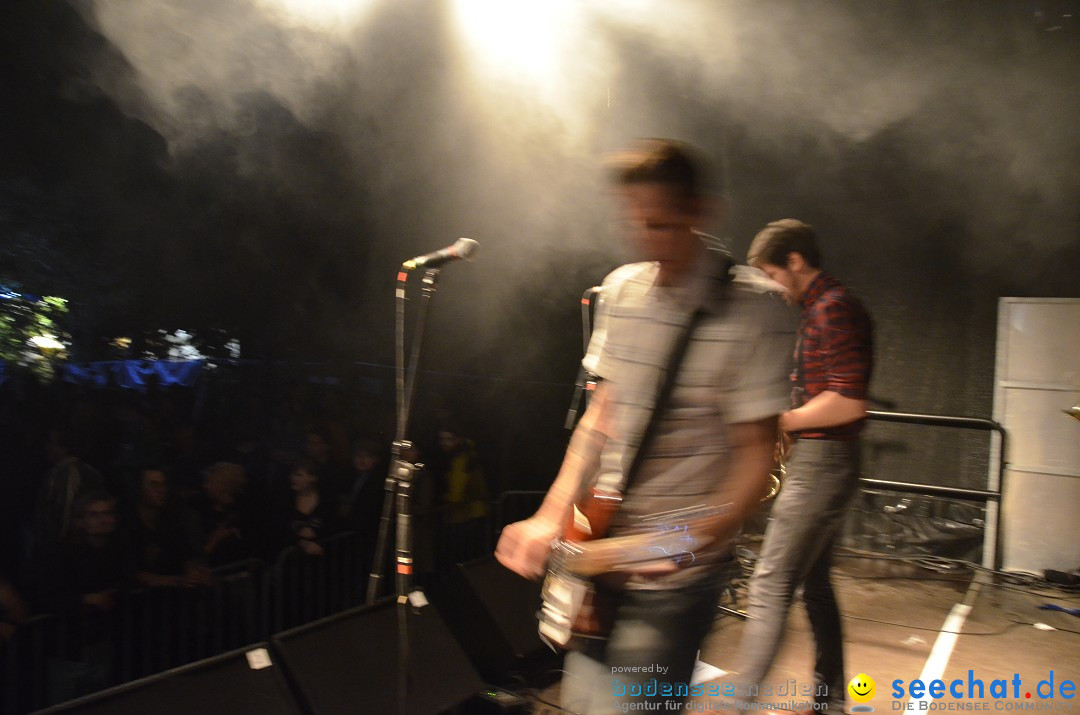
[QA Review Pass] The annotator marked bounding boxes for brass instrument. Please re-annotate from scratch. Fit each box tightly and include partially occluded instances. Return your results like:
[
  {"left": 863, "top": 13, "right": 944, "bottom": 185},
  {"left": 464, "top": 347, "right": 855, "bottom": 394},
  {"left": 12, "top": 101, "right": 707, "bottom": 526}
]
[
  {"left": 1065, "top": 401, "right": 1080, "bottom": 423},
  {"left": 764, "top": 429, "right": 788, "bottom": 502}
]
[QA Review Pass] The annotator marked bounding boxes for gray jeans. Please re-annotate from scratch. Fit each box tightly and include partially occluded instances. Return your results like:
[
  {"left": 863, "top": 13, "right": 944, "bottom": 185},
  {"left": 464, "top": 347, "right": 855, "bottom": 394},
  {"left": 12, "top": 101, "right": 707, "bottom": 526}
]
[{"left": 734, "top": 438, "right": 861, "bottom": 711}]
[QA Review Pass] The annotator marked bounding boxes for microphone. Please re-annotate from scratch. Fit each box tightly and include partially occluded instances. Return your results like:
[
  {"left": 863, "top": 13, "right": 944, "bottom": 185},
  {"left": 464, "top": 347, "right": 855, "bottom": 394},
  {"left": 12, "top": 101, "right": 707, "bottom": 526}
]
[{"left": 402, "top": 238, "right": 479, "bottom": 270}]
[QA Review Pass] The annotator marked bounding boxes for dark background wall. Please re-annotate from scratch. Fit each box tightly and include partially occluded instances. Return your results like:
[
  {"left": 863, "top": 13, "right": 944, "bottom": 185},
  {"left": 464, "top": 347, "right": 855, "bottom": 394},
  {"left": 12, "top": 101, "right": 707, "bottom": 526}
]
[{"left": 1, "top": 0, "right": 1077, "bottom": 492}]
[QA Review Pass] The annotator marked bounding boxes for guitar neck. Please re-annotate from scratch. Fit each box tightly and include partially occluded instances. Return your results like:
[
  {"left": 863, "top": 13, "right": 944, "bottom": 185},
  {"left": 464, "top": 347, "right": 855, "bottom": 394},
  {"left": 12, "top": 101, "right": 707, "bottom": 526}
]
[{"left": 555, "top": 503, "right": 730, "bottom": 577}]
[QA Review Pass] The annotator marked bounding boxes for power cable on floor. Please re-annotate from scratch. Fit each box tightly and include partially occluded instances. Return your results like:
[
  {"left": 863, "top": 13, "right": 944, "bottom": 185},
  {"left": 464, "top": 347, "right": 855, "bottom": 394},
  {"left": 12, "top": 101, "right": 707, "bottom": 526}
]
[{"left": 839, "top": 613, "right": 1024, "bottom": 636}]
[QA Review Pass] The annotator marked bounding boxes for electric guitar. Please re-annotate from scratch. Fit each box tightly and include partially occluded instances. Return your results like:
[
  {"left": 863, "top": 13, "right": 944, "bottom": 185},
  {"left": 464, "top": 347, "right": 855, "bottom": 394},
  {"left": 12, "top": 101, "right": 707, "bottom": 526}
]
[{"left": 537, "top": 488, "right": 724, "bottom": 650}]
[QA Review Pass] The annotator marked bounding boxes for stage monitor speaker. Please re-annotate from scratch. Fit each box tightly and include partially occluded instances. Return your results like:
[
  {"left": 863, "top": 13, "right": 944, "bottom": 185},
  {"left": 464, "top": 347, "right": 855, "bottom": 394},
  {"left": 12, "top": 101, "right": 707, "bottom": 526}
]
[
  {"left": 271, "top": 597, "right": 487, "bottom": 714},
  {"left": 433, "top": 556, "right": 557, "bottom": 684},
  {"left": 33, "top": 643, "right": 301, "bottom": 715}
]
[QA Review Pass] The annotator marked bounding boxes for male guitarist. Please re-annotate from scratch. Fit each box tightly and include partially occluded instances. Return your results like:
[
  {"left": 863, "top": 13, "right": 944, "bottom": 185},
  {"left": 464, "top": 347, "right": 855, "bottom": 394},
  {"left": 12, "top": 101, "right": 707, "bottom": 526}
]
[{"left": 495, "top": 139, "right": 795, "bottom": 714}]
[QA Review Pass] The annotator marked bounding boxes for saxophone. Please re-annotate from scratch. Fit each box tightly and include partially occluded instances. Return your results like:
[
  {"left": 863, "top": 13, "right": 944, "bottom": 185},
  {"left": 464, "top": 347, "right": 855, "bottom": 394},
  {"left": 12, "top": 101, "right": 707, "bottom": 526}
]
[{"left": 764, "top": 428, "right": 788, "bottom": 502}]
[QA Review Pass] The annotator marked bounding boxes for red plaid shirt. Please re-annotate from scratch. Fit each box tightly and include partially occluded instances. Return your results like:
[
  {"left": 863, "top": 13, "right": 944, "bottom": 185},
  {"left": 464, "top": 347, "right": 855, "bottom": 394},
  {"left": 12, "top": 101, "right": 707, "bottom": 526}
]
[{"left": 793, "top": 272, "right": 873, "bottom": 439}]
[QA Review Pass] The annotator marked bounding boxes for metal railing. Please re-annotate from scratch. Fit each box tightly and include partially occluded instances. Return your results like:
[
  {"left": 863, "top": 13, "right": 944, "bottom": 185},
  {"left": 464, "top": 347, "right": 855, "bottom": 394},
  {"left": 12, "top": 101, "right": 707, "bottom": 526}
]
[
  {"left": 2, "top": 558, "right": 270, "bottom": 713},
  {"left": 2, "top": 613, "right": 56, "bottom": 714},
  {"left": 14, "top": 453, "right": 1011, "bottom": 715},
  {"left": 270, "top": 531, "right": 370, "bottom": 632},
  {"left": 0, "top": 512, "right": 503, "bottom": 714},
  {"left": 490, "top": 413, "right": 1007, "bottom": 568},
  {"left": 861, "top": 410, "right": 1006, "bottom": 569}
]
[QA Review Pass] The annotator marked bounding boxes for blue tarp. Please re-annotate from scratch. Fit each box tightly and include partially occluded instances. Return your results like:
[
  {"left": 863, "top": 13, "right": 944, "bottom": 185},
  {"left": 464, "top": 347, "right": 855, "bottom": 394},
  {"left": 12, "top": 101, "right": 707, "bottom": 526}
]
[{"left": 61, "top": 360, "right": 204, "bottom": 390}]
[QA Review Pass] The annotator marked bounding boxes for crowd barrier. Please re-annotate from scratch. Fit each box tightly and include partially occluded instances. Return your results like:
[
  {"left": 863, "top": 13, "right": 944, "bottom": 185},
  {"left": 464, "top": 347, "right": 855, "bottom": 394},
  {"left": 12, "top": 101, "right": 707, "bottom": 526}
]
[
  {"left": 1, "top": 498, "right": 514, "bottom": 715},
  {"left": 4, "top": 470, "right": 994, "bottom": 714}
]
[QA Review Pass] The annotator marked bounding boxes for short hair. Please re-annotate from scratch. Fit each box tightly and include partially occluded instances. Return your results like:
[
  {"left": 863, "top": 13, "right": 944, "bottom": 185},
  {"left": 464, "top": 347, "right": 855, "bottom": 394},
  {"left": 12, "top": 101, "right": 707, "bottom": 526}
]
[
  {"left": 746, "top": 218, "right": 823, "bottom": 269},
  {"left": 606, "top": 138, "right": 715, "bottom": 200},
  {"left": 140, "top": 464, "right": 170, "bottom": 479},
  {"left": 203, "top": 461, "right": 246, "bottom": 494}
]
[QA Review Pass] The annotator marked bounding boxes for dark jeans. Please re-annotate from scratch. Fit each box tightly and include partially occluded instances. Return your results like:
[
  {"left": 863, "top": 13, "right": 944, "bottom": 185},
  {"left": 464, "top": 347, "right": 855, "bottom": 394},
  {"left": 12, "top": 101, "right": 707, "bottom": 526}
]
[{"left": 562, "top": 570, "right": 728, "bottom": 714}]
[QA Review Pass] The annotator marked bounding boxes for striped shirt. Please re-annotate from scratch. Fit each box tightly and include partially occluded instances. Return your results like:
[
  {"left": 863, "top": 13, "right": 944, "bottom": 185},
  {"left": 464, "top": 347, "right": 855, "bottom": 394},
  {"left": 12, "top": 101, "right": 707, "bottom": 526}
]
[
  {"left": 583, "top": 249, "right": 795, "bottom": 539},
  {"left": 793, "top": 272, "right": 874, "bottom": 440}
]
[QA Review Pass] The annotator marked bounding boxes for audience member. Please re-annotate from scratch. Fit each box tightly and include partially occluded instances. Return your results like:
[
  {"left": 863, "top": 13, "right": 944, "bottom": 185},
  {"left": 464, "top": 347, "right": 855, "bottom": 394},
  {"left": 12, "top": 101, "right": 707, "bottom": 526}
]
[
  {"left": 436, "top": 426, "right": 490, "bottom": 525},
  {"left": 278, "top": 457, "right": 337, "bottom": 557},
  {"left": 34, "top": 428, "right": 106, "bottom": 551},
  {"left": 37, "top": 491, "right": 134, "bottom": 702},
  {"left": 126, "top": 468, "right": 210, "bottom": 589},
  {"left": 433, "top": 426, "right": 491, "bottom": 567},
  {"left": 300, "top": 427, "right": 351, "bottom": 499},
  {"left": 192, "top": 462, "right": 255, "bottom": 567},
  {"left": 37, "top": 491, "right": 133, "bottom": 614},
  {"left": 337, "top": 438, "right": 385, "bottom": 539}
]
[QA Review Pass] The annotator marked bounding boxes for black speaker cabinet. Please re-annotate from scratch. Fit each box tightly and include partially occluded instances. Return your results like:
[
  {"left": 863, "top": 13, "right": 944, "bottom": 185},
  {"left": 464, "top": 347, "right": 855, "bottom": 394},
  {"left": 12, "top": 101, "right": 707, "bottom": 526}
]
[
  {"left": 34, "top": 643, "right": 301, "bottom": 715},
  {"left": 434, "top": 556, "right": 558, "bottom": 684},
  {"left": 271, "top": 597, "right": 486, "bottom": 714}
]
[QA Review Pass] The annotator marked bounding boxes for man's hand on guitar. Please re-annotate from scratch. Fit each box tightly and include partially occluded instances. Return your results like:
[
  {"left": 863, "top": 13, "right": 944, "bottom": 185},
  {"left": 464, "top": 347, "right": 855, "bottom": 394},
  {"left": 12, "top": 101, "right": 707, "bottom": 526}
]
[
  {"left": 495, "top": 515, "right": 561, "bottom": 580},
  {"left": 561, "top": 529, "right": 719, "bottom": 579}
]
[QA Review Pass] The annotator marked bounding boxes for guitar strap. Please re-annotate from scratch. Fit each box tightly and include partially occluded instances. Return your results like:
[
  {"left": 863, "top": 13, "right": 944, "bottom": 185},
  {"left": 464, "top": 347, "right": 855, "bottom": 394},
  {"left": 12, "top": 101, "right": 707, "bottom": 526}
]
[{"left": 617, "top": 254, "right": 734, "bottom": 495}]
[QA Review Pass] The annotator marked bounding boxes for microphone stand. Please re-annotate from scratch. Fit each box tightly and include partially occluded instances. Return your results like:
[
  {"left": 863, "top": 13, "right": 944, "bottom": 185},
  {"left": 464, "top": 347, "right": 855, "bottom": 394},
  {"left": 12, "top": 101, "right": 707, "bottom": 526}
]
[
  {"left": 365, "top": 265, "right": 442, "bottom": 715},
  {"left": 564, "top": 286, "right": 601, "bottom": 429}
]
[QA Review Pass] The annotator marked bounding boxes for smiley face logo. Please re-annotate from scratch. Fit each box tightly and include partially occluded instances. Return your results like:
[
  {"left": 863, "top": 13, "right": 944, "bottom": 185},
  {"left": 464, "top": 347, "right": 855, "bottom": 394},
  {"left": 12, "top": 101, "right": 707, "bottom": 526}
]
[{"left": 848, "top": 673, "right": 876, "bottom": 704}]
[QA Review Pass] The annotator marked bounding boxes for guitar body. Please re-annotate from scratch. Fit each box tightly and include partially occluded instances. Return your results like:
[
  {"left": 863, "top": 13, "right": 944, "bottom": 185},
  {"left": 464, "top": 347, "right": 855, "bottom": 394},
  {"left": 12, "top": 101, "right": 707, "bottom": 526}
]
[
  {"left": 536, "top": 488, "right": 728, "bottom": 650},
  {"left": 538, "top": 487, "right": 622, "bottom": 650}
]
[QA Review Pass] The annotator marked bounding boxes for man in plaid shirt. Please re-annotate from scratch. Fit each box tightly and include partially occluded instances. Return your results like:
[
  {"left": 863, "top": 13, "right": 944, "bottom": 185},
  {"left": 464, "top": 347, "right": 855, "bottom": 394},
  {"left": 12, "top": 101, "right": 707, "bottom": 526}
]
[{"left": 735, "top": 218, "right": 874, "bottom": 713}]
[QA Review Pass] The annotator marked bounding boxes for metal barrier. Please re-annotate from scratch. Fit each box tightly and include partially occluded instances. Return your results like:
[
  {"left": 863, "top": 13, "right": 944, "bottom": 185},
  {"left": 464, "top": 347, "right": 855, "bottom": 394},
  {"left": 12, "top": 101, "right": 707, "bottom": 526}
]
[
  {"left": 430, "top": 504, "right": 493, "bottom": 578},
  {"left": 861, "top": 410, "right": 1006, "bottom": 569},
  {"left": 0, "top": 559, "right": 268, "bottom": 714},
  {"left": 124, "top": 558, "right": 267, "bottom": 680},
  {"left": 2, "top": 412, "right": 1000, "bottom": 710},
  {"left": 0, "top": 509, "right": 531, "bottom": 714},
  {"left": 270, "top": 530, "right": 371, "bottom": 632},
  {"left": 2, "top": 613, "right": 58, "bottom": 714}
]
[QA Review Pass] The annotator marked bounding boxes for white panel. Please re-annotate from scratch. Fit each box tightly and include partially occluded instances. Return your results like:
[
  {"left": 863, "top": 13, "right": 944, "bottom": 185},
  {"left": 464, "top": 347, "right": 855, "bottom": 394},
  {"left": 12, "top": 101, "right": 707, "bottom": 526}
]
[
  {"left": 993, "top": 298, "right": 1080, "bottom": 573},
  {"left": 1000, "top": 387, "right": 1080, "bottom": 472},
  {"left": 1000, "top": 300, "right": 1080, "bottom": 384},
  {"left": 1002, "top": 469, "right": 1080, "bottom": 573}
]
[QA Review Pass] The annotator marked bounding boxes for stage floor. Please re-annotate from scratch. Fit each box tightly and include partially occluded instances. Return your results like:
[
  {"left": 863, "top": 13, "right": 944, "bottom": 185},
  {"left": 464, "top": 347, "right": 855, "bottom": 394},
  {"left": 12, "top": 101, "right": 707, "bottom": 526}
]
[{"left": 533, "top": 552, "right": 1080, "bottom": 713}]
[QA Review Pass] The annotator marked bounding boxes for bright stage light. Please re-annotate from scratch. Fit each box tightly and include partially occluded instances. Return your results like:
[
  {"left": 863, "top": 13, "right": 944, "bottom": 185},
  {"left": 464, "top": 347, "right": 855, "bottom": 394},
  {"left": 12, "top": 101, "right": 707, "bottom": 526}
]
[
  {"left": 451, "top": 0, "right": 585, "bottom": 86},
  {"left": 257, "top": 0, "right": 376, "bottom": 29}
]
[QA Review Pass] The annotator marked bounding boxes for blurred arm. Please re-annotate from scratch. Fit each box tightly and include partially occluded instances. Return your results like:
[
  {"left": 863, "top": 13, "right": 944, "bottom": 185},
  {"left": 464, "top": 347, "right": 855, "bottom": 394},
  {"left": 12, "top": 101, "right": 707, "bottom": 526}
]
[{"left": 495, "top": 382, "right": 611, "bottom": 579}]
